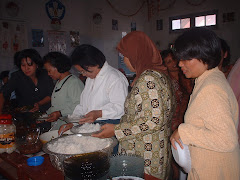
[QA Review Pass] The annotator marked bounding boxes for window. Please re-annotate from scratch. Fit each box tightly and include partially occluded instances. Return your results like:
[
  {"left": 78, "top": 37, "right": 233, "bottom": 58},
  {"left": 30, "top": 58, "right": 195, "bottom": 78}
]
[
  {"left": 172, "top": 18, "right": 190, "bottom": 30},
  {"left": 170, "top": 10, "right": 217, "bottom": 32},
  {"left": 195, "top": 14, "right": 216, "bottom": 27}
]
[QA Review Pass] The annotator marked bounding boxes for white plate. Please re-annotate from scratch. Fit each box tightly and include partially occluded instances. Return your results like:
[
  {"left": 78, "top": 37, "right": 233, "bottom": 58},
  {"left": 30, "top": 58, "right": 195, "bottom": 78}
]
[
  {"left": 36, "top": 114, "right": 49, "bottom": 121},
  {"left": 70, "top": 122, "right": 105, "bottom": 136},
  {"left": 36, "top": 117, "right": 48, "bottom": 121},
  {"left": 171, "top": 139, "right": 191, "bottom": 173},
  {"left": 113, "top": 176, "right": 144, "bottom": 180}
]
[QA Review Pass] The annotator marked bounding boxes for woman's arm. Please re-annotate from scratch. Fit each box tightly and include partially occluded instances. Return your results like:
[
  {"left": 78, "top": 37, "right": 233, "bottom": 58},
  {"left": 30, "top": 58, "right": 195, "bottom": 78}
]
[
  {"left": 30, "top": 96, "right": 51, "bottom": 112},
  {"left": 115, "top": 72, "right": 173, "bottom": 142}
]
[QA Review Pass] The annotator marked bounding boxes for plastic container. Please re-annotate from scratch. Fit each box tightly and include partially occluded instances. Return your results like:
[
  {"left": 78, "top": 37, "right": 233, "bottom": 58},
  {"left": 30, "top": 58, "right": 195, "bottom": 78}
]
[
  {"left": 27, "top": 156, "right": 44, "bottom": 166},
  {"left": 0, "top": 114, "right": 16, "bottom": 154},
  {"left": 17, "top": 128, "right": 42, "bottom": 155},
  {"left": 171, "top": 139, "right": 191, "bottom": 173},
  {"left": 109, "top": 154, "right": 144, "bottom": 178}
]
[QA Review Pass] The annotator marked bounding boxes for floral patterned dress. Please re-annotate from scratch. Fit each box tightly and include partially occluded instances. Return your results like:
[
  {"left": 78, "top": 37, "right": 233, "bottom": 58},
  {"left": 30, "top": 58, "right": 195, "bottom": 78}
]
[{"left": 115, "top": 70, "right": 175, "bottom": 179}]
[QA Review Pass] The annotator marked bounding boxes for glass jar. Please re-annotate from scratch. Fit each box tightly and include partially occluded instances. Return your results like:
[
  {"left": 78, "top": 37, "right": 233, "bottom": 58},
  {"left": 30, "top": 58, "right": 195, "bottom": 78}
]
[{"left": 0, "top": 114, "right": 16, "bottom": 153}]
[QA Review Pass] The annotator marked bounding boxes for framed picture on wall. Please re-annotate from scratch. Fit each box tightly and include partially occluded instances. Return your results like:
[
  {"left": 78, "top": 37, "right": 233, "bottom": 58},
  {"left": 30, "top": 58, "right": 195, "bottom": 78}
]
[
  {"left": 156, "top": 19, "right": 163, "bottom": 30},
  {"left": 48, "top": 31, "right": 66, "bottom": 54},
  {"left": 0, "top": 20, "right": 28, "bottom": 57},
  {"left": 70, "top": 31, "right": 80, "bottom": 47},
  {"left": 112, "top": 19, "right": 118, "bottom": 30},
  {"left": 131, "top": 22, "right": 136, "bottom": 31},
  {"left": 32, "top": 29, "right": 44, "bottom": 47}
]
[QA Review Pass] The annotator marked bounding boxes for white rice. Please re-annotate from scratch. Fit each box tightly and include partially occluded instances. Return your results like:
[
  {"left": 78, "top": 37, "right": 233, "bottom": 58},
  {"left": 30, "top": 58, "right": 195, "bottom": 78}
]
[
  {"left": 47, "top": 136, "right": 110, "bottom": 154},
  {"left": 74, "top": 123, "right": 101, "bottom": 133}
]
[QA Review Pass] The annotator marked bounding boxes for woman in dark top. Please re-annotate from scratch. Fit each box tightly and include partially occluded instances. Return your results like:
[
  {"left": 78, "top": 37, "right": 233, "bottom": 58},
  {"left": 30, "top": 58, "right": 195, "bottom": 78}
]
[{"left": 0, "top": 49, "right": 54, "bottom": 115}]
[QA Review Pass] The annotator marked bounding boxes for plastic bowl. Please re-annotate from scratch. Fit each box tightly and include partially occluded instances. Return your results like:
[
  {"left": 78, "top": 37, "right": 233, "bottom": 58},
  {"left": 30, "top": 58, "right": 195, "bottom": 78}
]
[
  {"left": 27, "top": 156, "right": 44, "bottom": 166},
  {"left": 171, "top": 139, "right": 191, "bottom": 173},
  {"left": 109, "top": 154, "right": 144, "bottom": 178}
]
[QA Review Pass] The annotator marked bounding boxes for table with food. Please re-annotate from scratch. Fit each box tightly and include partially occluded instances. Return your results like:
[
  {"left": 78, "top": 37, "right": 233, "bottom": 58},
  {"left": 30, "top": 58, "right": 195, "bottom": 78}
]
[{"left": 0, "top": 111, "right": 145, "bottom": 180}]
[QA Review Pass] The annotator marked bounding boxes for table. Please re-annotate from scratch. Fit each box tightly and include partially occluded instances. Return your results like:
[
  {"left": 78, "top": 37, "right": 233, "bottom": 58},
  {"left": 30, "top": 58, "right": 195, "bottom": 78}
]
[{"left": 0, "top": 152, "right": 64, "bottom": 180}]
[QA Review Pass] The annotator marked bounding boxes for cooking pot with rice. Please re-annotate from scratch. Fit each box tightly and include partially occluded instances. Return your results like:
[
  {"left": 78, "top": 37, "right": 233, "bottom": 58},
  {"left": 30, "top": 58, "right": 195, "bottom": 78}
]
[{"left": 43, "top": 134, "right": 117, "bottom": 179}]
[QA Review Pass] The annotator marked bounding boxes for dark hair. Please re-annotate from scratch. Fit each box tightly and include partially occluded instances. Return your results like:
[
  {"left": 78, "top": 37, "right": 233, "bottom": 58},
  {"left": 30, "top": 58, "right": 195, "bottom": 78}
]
[
  {"left": 0, "top": 70, "right": 9, "bottom": 79},
  {"left": 16, "top": 49, "right": 43, "bottom": 69},
  {"left": 174, "top": 27, "right": 221, "bottom": 70},
  {"left": 43, "top": 52, "right": 71, "bottom": 73},
  {"left": 160, "top": 49, "right": 175, "bottom": 64},
  {"left": 220, "top": 38, "right": 231, "bottom": 67},
  {"left": 71, "top": 44, "right": 106, "bottom": 71}
]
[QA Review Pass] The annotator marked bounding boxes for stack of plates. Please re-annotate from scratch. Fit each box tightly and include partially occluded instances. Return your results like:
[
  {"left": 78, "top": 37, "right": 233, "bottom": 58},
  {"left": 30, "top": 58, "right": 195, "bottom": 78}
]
[{"left": 171, "top": 139, "right": 191, "bottom": 173}]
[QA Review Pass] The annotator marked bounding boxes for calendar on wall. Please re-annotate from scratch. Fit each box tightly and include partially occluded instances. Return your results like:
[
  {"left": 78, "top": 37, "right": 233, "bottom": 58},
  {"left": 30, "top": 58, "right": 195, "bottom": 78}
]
[
  {"left": 47, "top": 30, "right": 66, "bottom": 54},
  {"left": 0, "top": 20, "right": 28, "bottom": 57}
]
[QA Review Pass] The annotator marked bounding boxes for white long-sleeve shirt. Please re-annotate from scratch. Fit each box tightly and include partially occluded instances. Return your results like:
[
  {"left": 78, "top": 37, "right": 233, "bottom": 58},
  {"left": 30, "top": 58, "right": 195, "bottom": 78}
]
[{"left": 72, "top": 61, "right": 129, "bottom": 120}]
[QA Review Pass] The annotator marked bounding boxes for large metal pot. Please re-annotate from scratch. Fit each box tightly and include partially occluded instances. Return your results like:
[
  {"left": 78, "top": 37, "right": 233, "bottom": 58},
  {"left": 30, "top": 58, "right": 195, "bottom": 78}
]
[{"left": 43, "top": 134, "right": 117, "bottom": 172}]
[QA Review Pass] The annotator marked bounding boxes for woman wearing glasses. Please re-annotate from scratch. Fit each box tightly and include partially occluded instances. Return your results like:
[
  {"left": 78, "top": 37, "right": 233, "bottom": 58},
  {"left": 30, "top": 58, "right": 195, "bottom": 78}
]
[
  {"left": 43, "top": 52, "right": 84, "bottom": 130},
  {"left": 59, "top": 44, "right": 128, "bottom": 131}
]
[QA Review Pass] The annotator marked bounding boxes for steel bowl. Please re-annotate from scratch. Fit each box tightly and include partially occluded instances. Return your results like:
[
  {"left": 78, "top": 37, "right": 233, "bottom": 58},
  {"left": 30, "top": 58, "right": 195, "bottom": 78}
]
[
  {"left": 43, "top": 134, "right": 118, "bottom": 171},
  {"left": 70, "top": 121, "right": 106, "bottom": 136}
]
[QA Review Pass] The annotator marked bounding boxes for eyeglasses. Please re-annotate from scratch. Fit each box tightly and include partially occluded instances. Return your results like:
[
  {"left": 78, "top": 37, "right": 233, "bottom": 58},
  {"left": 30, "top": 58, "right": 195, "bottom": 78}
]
[{"left": 78, "top": 69, "right": 93, "bottom": 75}]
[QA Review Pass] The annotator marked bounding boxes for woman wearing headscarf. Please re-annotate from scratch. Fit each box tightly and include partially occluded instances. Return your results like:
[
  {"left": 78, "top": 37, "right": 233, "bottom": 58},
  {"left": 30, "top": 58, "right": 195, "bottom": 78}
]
[{"left": 94, "top": 31, "right": 175, "bottom": 180}]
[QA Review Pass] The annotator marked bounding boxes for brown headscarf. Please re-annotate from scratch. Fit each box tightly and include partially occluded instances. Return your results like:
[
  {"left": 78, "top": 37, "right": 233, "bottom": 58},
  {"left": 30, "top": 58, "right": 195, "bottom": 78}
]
[{"left": 116, "top": 31, "right": 167, "bottom": 86}]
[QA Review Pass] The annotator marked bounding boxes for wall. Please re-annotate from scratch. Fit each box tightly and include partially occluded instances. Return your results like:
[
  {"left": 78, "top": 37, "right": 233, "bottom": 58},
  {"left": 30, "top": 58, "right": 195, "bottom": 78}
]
[
  {"left": 0, "top": 0, "right": 148, "bottom": 73},
  {"left": 0, "top": 0, "right": 239, "bottom": 73},
  {"left": 147, "top": 0, "right": 240, "bottom": 63}
]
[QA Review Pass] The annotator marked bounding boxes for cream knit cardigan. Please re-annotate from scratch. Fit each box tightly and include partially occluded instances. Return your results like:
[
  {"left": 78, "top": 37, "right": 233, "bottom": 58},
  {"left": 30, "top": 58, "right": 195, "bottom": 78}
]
[{"left": 179, "top": 67, "right": 240, "bottom": 180}]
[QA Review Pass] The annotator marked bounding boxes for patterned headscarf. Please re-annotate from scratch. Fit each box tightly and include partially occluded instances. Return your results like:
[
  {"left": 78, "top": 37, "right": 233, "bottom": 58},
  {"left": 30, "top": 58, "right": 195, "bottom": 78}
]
[{"left": 117, "top": 31, "right": 167, "bottom": 86}]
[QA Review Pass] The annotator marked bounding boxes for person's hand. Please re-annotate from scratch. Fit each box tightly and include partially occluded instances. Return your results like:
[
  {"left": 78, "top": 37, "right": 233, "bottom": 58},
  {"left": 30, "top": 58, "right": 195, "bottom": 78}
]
[
  {"left": 79, "top": 110, "right": 102, "bottom": 124},
  {"left": 170, "top": 129, "right": 183, "bottom": 150},
  {"left": 46, "top": 111, "right": 61, "bottom": 122},
  {"left": 58, "top": 123, "right": 73, "bottom": 135},
  {"left": 92, "top": 124, "right": 115, "bottom": 138},
  {"left": 29, "top": 103, "right": 39, "bottom": 112}
]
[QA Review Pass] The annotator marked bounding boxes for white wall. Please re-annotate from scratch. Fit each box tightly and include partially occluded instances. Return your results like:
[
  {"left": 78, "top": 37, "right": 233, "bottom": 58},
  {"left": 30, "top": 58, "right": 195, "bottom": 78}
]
[
  {"left": 0, "top": 0, "right": 148, "bottom": 73},
  {"left": 0, "top": 0, "right": 239, "bottom": 73},
  {"left": 146, "top": 0, "right": 240, "bottom": 63}
]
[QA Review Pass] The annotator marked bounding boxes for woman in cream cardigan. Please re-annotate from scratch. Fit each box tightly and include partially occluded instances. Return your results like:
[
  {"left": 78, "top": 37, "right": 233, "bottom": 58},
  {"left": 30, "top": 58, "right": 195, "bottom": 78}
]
[{"left": 170, "top": 27, "right": 240, "bottom": 179}]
